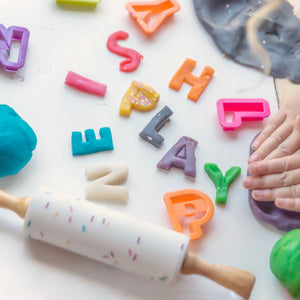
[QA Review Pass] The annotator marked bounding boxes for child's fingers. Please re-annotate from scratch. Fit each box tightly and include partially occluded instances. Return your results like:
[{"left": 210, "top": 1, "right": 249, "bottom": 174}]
[
  {"left": 250, "top": 184, "right": 300, "bottom": 201},
  {"left": 264, "top": 128, "right": 300, "bottom": 160},
  {"left": 247, "top": 154, "right": 300, "bottom": 175},
  {"left": 248, "top": 122, "right": 293, "bottom": 163},
  {"left": 250, "top": 112, "right": 286, "bottom": 151},
  {"left": 243, "top": 168, "right": 300, "bottom": 190},
  {"left": 275, "top": 197, "right": 300, "bottom": 212}
]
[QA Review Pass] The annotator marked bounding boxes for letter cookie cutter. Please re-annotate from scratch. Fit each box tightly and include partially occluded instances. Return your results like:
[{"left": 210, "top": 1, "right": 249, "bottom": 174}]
[
  {"left": 164, "top": 189, "right": 214, "bottom": 240},
  {"left": 217, "top": 98, "right": 270, "bottom": 130},
  {"left": 125, "top": 0, "right": 181, "bottom": 35},
  {"left": 0, "top": 24, "right": 30, "bottom": 71}
]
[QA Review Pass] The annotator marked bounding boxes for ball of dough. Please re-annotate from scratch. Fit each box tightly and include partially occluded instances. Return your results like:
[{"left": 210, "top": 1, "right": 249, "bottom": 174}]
[
  {"left": 270, "top": 229, "right": 300, "bottom": 299},
  {"left": 0, "top": 105, "right": 37, "bottom": 177}
]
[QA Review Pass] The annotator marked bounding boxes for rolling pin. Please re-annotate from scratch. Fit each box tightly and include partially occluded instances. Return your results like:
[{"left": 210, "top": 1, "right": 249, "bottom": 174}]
[{"left": 0, "top": 186, "right": 255, "bottom": 299}]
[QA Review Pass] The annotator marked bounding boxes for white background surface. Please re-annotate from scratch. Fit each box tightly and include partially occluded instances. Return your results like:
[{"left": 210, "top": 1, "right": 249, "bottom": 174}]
[{"left": 0, "top": 1, "right": 293, "bottom": 299}]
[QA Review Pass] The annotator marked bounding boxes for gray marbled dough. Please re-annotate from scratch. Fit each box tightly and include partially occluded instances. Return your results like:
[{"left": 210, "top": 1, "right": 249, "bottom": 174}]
[{"left": 193, "top": 0, "right": 300, "bottom": 82}]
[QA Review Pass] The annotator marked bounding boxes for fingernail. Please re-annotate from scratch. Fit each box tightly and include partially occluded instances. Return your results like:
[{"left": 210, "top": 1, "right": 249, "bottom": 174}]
[
  {"left": 251, "top": 141, "right": 260, "bottom": 150},
  {"left": 248, "top": 154, "right": 260, "bottom": 163},
  {"left": 275, "top": 198, "right": 287, "bottom": 207},
  {"left": 249, "top": 163, "right": 259, "bottom": 173},
  {"left": 243, "top": 178, "right": 253, "bottom": 188},
  {"left": 252, "top": 190, "right": 265, "bottom": 199}
]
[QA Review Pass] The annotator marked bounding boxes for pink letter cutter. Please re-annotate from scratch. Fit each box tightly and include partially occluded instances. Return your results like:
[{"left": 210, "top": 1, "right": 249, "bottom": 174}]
[{"left": 216, "top": 98, "right": 270, "bottom": 130}]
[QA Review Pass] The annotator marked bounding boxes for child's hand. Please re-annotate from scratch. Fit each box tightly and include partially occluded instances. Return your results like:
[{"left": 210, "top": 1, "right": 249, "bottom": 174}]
[
  {"left": 248, "top": 97, "right": 300, "bottom": 163},
  {"left": 243, "top": 153, "right": 300, "bottom": 212},
  {"left": 243, "top": 114, "right": 300, "bottom": 212}
]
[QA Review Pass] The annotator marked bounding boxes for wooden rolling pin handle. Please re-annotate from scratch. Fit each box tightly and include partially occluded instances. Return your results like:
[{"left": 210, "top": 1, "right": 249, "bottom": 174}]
[
  {"left": 182, "top": 252, "right": 255, "bottom": 300},
  {"left": 0, "top": 190, "right": 31, "bottom": 219}
]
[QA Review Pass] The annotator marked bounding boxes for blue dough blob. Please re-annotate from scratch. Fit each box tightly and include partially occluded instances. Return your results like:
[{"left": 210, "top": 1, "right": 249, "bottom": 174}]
[{"left": 0, "top": 105, "right": 37, "bottom": 177}]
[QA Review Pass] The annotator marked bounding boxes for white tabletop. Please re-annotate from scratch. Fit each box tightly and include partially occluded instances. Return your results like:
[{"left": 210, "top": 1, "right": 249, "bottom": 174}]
[{"left": 0, "top": 1, "right": 293, "bottom": 299}]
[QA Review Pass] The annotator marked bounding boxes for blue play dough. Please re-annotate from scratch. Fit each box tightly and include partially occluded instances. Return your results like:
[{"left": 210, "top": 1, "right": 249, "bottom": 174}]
[
  {"left": 72, "top": 127, "right": 114, "bottom": 156},
  {"left": 0, "top": 105, "right": 37, "bottom": 177}
]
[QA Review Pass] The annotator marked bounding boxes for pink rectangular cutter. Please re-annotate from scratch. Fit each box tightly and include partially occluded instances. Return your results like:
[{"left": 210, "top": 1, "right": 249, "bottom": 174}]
[{"left": 217, "top": 98, "right": 270, "bottom": 130}]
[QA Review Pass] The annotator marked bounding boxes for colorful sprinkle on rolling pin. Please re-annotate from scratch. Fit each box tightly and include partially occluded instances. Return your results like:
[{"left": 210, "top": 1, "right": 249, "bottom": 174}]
[
  {"left": 120, "top": 81, "right": 159, "bottom": 117},
  {"left": 107, "top": 31, "right": 143, "bottom": 73},
  {"left": 204, "top": 163, "right": 241, "bottom": 205}
]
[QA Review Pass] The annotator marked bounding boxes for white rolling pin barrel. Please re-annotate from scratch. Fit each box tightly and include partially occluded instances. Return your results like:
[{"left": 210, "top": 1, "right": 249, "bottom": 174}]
[{"left": 23, "top": 187, "right": 190, "bottom": 283}]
